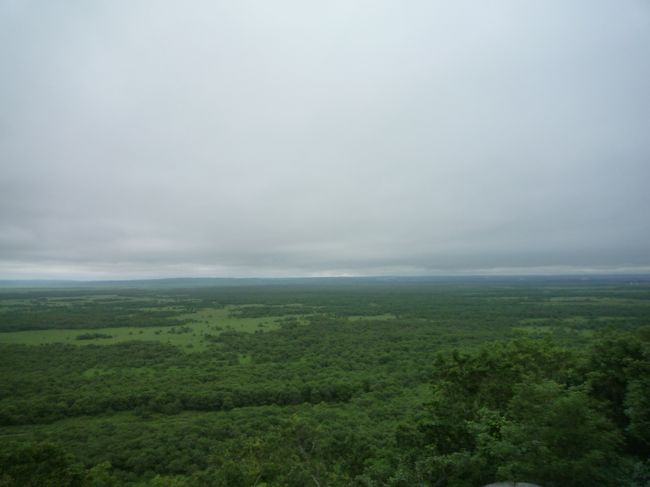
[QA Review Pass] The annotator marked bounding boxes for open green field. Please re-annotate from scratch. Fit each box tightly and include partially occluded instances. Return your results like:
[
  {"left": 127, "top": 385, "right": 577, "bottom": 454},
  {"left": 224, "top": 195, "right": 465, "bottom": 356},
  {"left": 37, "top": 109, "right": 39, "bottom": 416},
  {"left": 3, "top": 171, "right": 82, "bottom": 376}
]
[
  {"left": 0, "top": 306, "right": 290, "bottom": 351},
  {"left": 1, "top": 277, "right": 650, "bottom": 486}
]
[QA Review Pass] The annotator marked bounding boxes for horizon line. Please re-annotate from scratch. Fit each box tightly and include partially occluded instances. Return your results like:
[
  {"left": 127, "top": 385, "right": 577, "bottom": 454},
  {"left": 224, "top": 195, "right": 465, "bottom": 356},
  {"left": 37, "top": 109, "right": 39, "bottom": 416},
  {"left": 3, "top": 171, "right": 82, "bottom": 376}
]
[{"left": 2, "top": 273, "right": 650, "bottom": 284}]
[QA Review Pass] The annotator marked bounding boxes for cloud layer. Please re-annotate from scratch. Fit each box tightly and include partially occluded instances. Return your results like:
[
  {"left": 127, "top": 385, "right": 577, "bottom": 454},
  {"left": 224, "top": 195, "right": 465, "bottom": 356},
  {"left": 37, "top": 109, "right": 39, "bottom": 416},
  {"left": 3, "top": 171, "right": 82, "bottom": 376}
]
[{"left": 2, "top": 1, "right": 649, "bottom": 278}]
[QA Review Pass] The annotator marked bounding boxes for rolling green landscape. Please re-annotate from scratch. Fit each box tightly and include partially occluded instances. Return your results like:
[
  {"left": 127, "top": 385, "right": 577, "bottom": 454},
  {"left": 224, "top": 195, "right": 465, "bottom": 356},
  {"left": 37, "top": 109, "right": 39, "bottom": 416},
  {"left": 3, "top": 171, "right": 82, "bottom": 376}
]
[{"left": 1, "top": 277, "right": 650, "bottom": 486}]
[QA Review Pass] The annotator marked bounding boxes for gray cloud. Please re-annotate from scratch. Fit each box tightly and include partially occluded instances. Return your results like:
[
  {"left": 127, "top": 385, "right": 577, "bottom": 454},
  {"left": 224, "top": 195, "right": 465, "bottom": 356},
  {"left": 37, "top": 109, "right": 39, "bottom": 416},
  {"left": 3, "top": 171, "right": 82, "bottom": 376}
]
[{"left": 1, "top": 1, "right": 649, "bottom": 279}]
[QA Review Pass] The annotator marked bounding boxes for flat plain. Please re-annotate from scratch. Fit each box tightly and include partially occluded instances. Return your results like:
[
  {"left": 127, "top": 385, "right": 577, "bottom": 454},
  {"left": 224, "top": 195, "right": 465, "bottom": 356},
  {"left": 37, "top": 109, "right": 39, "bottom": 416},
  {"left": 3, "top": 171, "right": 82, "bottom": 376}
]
[{"left": 1, "top": 277, "right": 649, "bottom": 486}]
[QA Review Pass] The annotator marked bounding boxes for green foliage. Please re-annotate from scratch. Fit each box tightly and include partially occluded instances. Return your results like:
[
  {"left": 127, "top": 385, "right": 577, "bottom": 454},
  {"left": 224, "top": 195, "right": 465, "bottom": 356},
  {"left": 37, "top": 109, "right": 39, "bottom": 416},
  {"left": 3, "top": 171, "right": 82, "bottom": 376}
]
[
  {"left": 85, "top": 461, "right": 117, "bottom": 487},
  {"left": 76, "top": 333, "right": 113, "bottom": 340},
  {"left": 488, "top": 382, "right": 623, "bottom": 486},
  {"left": 0, "top": 442, "right": 84, "bottom": 487},
  {"left": 1, "top": 279, "right": 649, "bottom": 485},
  {"left": 398, "top": 334, "right": 650, "bottom": 486}
]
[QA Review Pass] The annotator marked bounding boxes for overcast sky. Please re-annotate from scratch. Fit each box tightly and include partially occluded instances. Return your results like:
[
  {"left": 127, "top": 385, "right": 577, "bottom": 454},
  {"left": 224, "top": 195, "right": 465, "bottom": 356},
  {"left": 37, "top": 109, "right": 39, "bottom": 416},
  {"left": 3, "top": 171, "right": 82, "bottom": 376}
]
[{"left": 1, "top": 1, "right": 649, "bottom": 279}]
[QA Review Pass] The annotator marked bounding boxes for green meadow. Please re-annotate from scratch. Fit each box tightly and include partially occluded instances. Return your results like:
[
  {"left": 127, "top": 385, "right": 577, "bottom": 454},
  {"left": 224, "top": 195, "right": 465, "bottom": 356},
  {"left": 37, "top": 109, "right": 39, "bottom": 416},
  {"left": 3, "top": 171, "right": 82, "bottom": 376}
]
[{"left": 0, "top": 306, "right": 288, "bottom": 351}]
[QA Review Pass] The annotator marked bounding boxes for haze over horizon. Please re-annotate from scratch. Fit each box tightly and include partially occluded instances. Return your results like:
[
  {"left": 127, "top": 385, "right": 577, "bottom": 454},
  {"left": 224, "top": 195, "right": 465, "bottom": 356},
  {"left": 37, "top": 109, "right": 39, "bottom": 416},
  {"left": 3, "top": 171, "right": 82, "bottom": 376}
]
[{"left": 2, "top": 1, "right": 649, "bottom": 280}]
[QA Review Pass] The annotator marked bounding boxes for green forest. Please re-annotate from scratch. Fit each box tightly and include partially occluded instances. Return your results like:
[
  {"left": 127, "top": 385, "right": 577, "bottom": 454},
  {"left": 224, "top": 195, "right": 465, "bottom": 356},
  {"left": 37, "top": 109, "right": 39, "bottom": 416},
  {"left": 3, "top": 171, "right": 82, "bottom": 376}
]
[{"left": 1, "top": 277, "right": 649, "bottom": 486}]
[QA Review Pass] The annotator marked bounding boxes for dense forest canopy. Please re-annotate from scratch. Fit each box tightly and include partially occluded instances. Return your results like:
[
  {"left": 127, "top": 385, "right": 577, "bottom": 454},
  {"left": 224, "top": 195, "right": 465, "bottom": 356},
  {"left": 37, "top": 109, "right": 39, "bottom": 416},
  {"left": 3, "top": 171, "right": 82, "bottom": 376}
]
[{"left": 1, "top": 277, "right": 649, "bottom": 486}]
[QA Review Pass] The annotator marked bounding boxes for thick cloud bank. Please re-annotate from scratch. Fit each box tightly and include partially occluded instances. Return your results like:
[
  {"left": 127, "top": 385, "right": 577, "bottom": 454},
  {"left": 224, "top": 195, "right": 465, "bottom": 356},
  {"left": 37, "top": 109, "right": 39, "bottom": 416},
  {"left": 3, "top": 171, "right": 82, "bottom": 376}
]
[{"left": 1, "top": 1, "right": 649, "bottom": 278}]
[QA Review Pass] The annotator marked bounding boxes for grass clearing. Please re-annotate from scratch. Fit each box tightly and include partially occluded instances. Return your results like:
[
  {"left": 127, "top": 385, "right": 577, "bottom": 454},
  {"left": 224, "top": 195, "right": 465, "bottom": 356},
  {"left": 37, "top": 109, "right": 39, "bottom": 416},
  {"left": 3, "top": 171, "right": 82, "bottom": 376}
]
[{"left": 0, "top": 306, "right": 293, "bottom": 351}]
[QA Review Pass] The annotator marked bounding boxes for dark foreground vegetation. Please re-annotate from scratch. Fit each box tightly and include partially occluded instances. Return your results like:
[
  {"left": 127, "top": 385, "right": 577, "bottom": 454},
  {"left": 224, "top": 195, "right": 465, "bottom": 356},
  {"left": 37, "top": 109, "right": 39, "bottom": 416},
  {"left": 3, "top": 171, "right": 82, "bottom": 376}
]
[{"left": 1, "top": 277, "right": 650, "bottom": 486}]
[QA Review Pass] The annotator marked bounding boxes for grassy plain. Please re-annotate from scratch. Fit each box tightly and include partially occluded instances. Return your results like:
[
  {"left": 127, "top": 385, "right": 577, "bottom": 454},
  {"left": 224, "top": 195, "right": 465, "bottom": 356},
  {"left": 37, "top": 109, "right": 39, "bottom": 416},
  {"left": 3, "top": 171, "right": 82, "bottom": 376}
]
[{"left": 0, "top": 306, "right": 288, "bottom": 351}]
